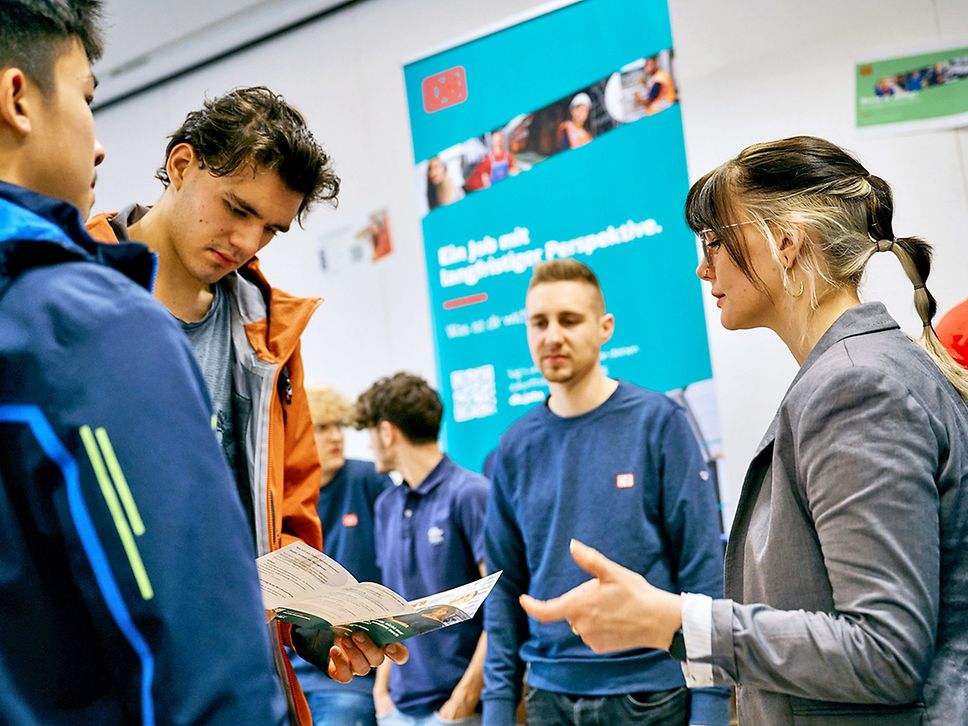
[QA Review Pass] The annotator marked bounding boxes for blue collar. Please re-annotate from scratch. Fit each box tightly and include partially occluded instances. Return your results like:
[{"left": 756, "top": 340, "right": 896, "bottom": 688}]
[
  {"left": 405, "top": 455, "right": 454, "bottom": 497},
  {"left": 0, "top": 181, "right": 94, "bottom": 247},
  {"left": 0, "top": 181, "right": 156, "bottom": 292}
]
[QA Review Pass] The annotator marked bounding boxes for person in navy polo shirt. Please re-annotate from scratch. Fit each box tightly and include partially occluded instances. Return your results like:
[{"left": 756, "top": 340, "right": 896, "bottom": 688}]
[
  {"left": 482, "top": 259, "right": 729, "bottom": 726},
  {"left": 292, "top": 387, "right": 394, "bottom": 726},
  {"left": 353, "top": 373, "right": 490, "bottom": 726}
]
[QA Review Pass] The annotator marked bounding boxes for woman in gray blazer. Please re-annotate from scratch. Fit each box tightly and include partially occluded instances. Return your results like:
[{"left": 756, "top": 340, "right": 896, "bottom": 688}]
[{"left": 520, "top": 136, "right": 968, "bottom": 725}]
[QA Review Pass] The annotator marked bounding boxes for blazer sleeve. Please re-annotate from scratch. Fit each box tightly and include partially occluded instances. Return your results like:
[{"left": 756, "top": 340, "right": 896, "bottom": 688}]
[{"left": 705, "top": 366, "right": 940, "bottom": 704}]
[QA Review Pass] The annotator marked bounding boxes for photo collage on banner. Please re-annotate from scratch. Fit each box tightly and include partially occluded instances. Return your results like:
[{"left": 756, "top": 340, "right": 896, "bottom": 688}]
[
  {"left": 416, "top": 49, "right": 679, "bottom": 217},
  {"left": 404, "top": 0, "right": 725, "bottom": 515}
]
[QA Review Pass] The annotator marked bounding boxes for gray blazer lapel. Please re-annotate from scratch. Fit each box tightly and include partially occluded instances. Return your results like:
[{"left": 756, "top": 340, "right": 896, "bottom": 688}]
[{"left": 724, "top": 415, "right": 778, "bottom": 599}]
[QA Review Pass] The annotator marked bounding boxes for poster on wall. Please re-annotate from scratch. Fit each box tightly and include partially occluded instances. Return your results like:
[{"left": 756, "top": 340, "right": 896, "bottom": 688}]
[
  {"left": 856, "top": 43, "right": 968, "bottom": 132},
  {"left": 316, "top": 208, "right": 394, "bottom": 275},
  {"left": 403, "top": 0, "right": 721, "bottom": 479}
]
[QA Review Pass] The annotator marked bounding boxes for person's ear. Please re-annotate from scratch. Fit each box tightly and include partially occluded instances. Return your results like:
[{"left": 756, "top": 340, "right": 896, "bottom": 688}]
[
  {"left": 378, "top": 420, "right": 394, "bottom": 448},
  {"left": 166, "top": 142, "right": 198, "bottom": 191},
  {"left": 778, "top": 226, "right": 805, "bottom": 269},
  {"left": 600, "top": 312, "right": 615, "bottom": 344},
  {"left": 0, "top": 69, "right": 33, "bottom": 137}
]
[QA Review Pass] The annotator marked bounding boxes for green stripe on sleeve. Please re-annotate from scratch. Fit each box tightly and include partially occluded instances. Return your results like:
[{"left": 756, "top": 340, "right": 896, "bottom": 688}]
[
  {"left": 94, "top": 427, "right": 146, "bottom": 536},
  {"left": 79, "top": 425, "right": 154, "bottom": 600}
]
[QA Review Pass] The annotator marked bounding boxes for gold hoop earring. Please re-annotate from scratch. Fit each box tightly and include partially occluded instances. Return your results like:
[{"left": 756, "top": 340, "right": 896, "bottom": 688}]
[{"left": 786, "top": 269, "right": 804, "bottom": 298}]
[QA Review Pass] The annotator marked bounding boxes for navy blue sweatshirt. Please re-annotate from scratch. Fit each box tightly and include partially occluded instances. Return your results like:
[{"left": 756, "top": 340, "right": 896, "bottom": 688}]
[{"left": 483, "top": 381, "right": 728, "bottom": 725}]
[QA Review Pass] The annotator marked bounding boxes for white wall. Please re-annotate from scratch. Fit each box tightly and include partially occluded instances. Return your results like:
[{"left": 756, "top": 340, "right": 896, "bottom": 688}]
[
  {"left": 669, "top": 0, "right": 968, "bottom": 524},
  {"left": 93, "top": 0, "right": 968, "bottom": 523}
]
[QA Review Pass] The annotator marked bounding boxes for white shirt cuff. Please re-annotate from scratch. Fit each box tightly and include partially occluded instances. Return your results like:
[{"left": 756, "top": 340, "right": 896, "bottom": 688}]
[{"left": 679, "top": 592, "right": 715, "bottom": 688}]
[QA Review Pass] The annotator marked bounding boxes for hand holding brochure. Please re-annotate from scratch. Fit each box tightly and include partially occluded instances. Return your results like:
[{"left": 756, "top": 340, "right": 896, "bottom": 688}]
[{"left": 257, "top": 541, "right": 501, "bottom": 646}]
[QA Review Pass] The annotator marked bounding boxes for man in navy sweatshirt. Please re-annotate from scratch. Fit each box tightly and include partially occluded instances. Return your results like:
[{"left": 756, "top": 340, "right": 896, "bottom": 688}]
[{"left": 482, "top": 259, "right": 728, "bottom": 726}]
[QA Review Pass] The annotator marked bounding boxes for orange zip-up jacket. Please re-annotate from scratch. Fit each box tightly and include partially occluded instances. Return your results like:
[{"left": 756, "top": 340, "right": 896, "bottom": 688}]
[{"left": 88, "top": 210, "right": 323, "bottom": 726}]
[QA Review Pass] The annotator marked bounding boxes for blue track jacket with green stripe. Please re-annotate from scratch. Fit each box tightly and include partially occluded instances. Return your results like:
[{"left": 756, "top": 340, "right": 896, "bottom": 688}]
[{"left": 0, "top": 181, "right": 287, "bottom": 725}]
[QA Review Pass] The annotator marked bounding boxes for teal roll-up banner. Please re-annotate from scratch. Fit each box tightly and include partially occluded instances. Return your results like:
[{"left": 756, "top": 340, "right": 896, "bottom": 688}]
[{"left": 404, "top": 0, "right": 717, "bottom": 472}]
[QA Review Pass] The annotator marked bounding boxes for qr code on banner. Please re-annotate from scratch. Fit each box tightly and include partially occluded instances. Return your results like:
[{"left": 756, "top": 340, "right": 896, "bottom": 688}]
[{"left": 450, "top": 365, "right": 497, "bottom": 423}]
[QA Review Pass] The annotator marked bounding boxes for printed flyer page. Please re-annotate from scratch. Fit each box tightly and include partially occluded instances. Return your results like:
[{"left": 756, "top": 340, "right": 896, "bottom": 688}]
[{"left": 257, "top": 542, "right": 501, "bottom": 646}]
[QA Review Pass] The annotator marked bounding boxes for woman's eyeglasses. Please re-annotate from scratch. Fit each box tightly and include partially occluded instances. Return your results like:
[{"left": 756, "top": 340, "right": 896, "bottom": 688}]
[
  {"left": 697, "top": 229, "right": 722, "bottom": 268},
  {"left": 697, "top": 220, "right": 766, "bottom": 267}
]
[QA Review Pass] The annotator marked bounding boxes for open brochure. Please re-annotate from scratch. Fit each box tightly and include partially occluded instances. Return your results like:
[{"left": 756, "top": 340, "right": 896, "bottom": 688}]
[{"left": 256, "top": 541, "right": 501, "bottom": 647}]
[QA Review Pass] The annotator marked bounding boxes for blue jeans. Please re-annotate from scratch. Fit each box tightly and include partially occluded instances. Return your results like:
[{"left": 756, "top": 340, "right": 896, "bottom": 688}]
[
  {"left": 304, "top": 688, "right": 377, "bottom": 726},
  {"left": 525, "top": 686, "right": 689, "bottom": 726},
  {"left": 377, "top": 705, "right": 482, "bottom": 726}
]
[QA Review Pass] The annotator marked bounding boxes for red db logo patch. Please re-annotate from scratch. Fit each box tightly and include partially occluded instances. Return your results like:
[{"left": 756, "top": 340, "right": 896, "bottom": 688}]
[
  {"left": 342, "top": 513, "right": 359, "bottom": 528},
  {"left": 616, "top": 473, "right": 635, "bottom": 489},
  {"left": 421, "top": 66, "right": 468, "bottom": 113}
]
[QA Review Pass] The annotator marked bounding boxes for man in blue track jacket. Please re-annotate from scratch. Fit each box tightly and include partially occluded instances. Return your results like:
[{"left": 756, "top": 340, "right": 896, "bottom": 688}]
[{"left": 0, "top": 2, "right": 287, "bottom": 722}]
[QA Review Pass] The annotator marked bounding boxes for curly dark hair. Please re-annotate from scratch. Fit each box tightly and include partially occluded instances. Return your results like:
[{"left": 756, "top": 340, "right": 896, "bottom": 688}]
[
  {"left": 0, "top": 1, "right": 104, "bottom": 94},
  {"left": 352, "top": 372, "right": 443, "bottom": 444},
  {"left": 156, "top": 86, "right": 340, "bottom": 224}
]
